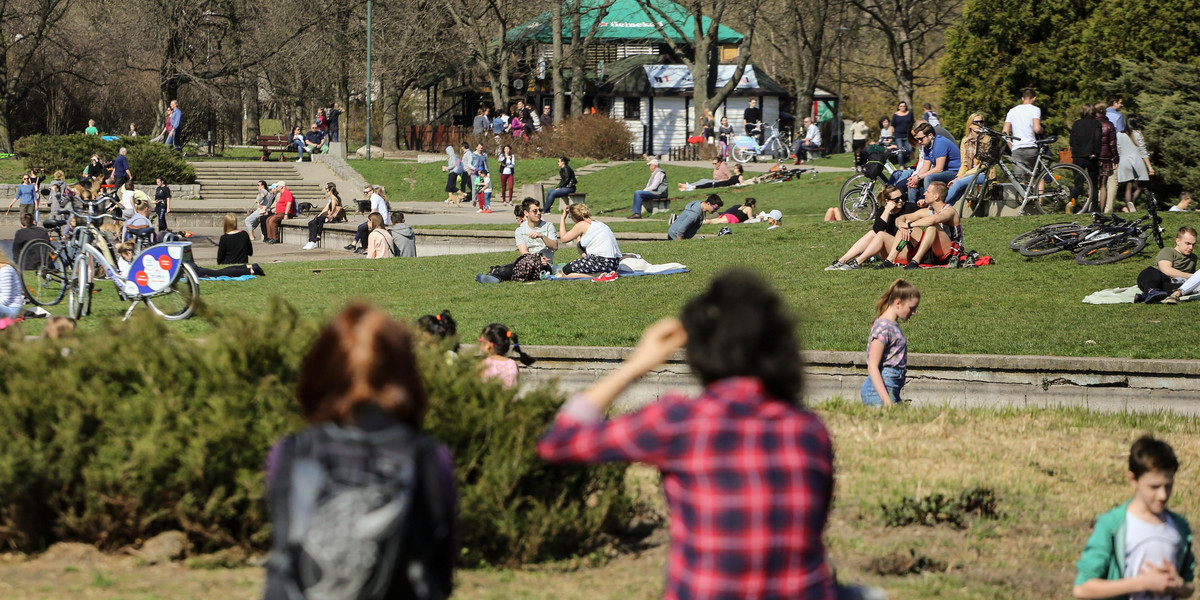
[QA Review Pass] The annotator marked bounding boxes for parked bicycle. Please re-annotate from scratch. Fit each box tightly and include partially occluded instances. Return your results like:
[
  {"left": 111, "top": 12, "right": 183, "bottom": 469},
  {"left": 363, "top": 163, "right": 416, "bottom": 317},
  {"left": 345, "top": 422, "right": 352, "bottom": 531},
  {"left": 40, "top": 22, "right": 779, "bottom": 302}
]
[
  {"left": 838, "top": 145, "right": 904, "bottom": 221},
  {"left": 730, "top": 120, "right": 790, "bottom": 164},
  {"left": 958, "top": 126, "right": 1093, "bottom": 216},
  {"left": 17, "top": 193, "right": 200, "bottom": 320},
  {"left": 1016, "top": 195, "right": 1163, "bottom": 265}
]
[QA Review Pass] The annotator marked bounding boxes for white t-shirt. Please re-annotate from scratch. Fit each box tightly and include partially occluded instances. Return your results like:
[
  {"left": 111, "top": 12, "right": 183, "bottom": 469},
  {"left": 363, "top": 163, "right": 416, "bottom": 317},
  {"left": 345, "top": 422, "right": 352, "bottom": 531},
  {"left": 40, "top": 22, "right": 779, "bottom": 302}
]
[
  {"left": 1124, "top": 511, "right": 1182, "bottom": 600},
  {"left": 121, "top": 189, "right": 136, "bottom": 214},
  {"left": 515, "top": 219, "right": 557, "bottom": 261},
  {"left": 579, "top": 220, "right": 621, "bottom": 259},
  {"left": 369, "top": 192, "right": 391, "bottom": 225},
  {"left": 1005, "top": 103, "right": 1041, "bottom": 150},
  {"left": 806, "top": 124, "right": 823, "bottom": 146}
]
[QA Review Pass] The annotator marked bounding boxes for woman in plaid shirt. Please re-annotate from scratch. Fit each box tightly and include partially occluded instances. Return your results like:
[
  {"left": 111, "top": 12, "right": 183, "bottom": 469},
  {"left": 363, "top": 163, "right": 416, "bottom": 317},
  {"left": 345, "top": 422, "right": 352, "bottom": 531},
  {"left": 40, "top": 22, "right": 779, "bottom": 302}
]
[{"left": 538, "top": 271, "right": 836, "bottom": 599}]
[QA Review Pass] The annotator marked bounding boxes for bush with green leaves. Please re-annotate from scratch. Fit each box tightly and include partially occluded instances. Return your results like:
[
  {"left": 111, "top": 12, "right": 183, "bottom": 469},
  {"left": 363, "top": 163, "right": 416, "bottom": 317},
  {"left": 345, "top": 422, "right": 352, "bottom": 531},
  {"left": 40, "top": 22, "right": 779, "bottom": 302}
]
[
  {"left": 468, "top": 115, "right": 634, "bottom": 161},
  {"left": 13, "top": 134, "right": 196, "bottom": 184},
  {"left": 0, "top": 304, "right": 630, "bottom": 566}
]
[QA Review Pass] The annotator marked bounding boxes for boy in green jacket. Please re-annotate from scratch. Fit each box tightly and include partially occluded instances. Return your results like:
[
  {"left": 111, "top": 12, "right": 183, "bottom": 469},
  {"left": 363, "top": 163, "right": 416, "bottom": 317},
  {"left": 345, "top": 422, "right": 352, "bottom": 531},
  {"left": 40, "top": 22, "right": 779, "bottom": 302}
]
[{"left": 1074, "top": 435, "right": 1195, "bottom": 599}]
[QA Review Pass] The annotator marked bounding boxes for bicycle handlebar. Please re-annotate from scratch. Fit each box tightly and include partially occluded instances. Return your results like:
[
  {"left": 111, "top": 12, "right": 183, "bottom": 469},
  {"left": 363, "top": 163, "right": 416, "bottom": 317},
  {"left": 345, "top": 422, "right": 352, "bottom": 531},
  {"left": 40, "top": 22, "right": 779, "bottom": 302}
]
[{"left": 977, "top": 124, "right": 1017, "bottom": 141}]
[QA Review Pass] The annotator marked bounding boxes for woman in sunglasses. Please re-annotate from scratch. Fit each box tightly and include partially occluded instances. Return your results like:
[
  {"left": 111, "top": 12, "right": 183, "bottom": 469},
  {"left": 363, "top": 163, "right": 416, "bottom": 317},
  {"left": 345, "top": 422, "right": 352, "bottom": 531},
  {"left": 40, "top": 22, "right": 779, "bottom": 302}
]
[{"left": 946, "top": 112, "right": 991, "bottom": 206}]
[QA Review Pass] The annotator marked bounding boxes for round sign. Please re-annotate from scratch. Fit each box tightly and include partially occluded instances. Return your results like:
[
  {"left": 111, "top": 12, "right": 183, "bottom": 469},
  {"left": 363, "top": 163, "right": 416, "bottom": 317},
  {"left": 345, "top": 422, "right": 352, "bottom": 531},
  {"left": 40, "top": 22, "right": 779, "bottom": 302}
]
[
  {"left": 158, "top": 255, "right": 174, "bottom": 271},
  {"left": 136, "top": 271, "right": 149, "bottom": 287}
]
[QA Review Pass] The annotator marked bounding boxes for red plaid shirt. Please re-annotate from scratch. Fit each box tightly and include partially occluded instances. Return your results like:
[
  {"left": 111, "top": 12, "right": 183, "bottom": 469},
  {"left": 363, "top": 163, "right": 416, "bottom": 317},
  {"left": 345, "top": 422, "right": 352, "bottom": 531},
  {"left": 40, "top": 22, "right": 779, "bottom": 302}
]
[{"left": 537, "top": 377, "right": 835, "bottom": 600}]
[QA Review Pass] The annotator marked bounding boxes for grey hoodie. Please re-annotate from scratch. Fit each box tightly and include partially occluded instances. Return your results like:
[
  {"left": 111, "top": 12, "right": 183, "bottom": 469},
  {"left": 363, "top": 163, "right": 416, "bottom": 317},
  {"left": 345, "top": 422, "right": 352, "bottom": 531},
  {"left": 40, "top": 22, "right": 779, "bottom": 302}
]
[{"left": 389, "top": 223, "right": 417, "bottom": 257}]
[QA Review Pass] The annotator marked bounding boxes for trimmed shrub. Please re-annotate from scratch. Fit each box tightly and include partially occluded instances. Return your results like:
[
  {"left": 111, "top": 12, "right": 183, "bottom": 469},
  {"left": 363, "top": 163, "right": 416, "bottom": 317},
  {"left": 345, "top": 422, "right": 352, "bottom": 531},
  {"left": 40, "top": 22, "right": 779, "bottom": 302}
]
[
  {"left": 0, "top": 304, "right": 630, "bottom": 566},
  {"left": 471, "top": 115, "right": 634, "bottom": 161},
  {"left": 13, "top": 134, "right": 196, "bottom": 184}
]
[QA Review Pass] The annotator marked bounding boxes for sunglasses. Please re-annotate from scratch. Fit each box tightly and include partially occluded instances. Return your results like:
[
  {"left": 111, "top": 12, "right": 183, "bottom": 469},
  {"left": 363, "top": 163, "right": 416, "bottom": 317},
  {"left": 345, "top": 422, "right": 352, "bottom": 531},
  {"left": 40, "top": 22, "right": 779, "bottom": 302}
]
[{"left": 972, "top": 120, "right": 984, "bottom": 124}]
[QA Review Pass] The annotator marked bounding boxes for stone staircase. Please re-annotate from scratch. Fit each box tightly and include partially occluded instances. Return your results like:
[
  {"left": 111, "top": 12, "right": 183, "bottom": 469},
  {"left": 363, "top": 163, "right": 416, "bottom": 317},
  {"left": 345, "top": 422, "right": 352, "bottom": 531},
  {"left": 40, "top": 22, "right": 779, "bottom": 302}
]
[{"left": 191, "top": 162, "right": 333, "bottom": 210}]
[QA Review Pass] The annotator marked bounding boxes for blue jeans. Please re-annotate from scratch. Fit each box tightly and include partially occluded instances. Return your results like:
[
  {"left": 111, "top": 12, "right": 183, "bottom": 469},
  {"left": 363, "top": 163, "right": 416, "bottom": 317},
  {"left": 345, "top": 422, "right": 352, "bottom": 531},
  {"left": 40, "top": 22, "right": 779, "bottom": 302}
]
[
  {"left": 947, "top": 172, "right": 985, "bottom": 206},
  {"left": 888, "top": 168, "right": 913, "bottom": 189},
  {"left": 330, "top": 128, "right": 339, "bottom": 142},
  {"left": 543, "top": 187, "right": 574, "bottom": 213},
  {"left": 294, "top": 140, "right": 306, "bottom": 158},
  {"left": 909, "top": 170, "right": 957, "bottom": 203},
  {"left": 633, "top": 190, "right": 666, "bottom": 215},
  {"left": 861, "top": 367, "right": 905, "bottom": 406},
  {"left": 894, "top": 138, "right": 912, "bottom": 165},
  {"left": 793, "top": 140, "right": 822, "bottom": 160}
]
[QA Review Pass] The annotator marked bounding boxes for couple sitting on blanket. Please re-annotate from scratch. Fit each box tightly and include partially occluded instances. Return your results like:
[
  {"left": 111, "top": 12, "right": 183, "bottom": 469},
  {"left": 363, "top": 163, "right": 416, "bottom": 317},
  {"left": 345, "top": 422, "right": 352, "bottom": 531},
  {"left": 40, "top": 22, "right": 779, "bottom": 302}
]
[
  {"left": 826, "top": 181, "right": 962, "bottom": 271},
  {"left": 490, "top": 198, "right": 621, "bottom": 282}
]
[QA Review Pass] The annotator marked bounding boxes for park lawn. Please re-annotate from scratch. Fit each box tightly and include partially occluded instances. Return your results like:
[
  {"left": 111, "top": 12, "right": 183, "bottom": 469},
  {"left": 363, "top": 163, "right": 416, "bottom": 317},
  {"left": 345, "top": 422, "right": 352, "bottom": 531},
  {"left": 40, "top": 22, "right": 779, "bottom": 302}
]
[
  {"left": 30, "top": 205, "right": 1199, "bottom": 360},
  {"left": 1, "top": 156, "right": 28, "bottom": 183},
  {"left": 349, "top": 157, "right": 595, "bottom": 205}
]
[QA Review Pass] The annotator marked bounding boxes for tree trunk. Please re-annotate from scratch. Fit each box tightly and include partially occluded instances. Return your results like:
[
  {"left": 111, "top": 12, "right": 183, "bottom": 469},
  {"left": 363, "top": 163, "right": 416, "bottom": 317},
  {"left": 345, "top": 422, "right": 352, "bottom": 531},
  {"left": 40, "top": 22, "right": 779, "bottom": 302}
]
[
  {"left": 243, "top": 73, "right": 260, "bottom": 142},
  {"left": 381, "top": 76, "right": 400, "bottom": 152},
  {"left": 0, "top": 97, "right": 12, "bottom": 154},
  {"left": 551, "top": 2, "right": 565, "bottom": 123}
]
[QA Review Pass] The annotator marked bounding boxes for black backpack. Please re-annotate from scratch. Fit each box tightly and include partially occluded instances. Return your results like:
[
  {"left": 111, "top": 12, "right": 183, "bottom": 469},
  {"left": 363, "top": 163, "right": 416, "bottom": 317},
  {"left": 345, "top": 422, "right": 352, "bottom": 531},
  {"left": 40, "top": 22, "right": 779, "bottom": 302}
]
[{"left": 265, "top": 421, "right": 447, "bottom": 600}]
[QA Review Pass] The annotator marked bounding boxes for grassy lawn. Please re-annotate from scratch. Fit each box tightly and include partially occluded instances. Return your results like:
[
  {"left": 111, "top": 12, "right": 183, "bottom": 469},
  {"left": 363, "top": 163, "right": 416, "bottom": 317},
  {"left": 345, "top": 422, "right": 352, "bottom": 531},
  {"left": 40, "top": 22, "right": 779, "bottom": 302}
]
[
  {"left": 1, "top": 156, "right": 29, "bottom": 183},
  {"left": 4, "top": 403, "right": 1194, "bottom": 600},
  {"left": 21, "top": 193, "right": 1198, "bottom": 359},
  {"left": 349, "top": 157, "right": 595, "bottom": 205}
]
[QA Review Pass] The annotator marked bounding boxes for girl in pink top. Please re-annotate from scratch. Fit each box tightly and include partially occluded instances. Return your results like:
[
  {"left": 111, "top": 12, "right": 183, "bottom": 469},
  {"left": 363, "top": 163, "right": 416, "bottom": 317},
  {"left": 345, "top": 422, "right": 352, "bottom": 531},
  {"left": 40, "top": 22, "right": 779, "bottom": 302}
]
[{"left": 478, "top": 323, "right": 535, "bottom": 388}]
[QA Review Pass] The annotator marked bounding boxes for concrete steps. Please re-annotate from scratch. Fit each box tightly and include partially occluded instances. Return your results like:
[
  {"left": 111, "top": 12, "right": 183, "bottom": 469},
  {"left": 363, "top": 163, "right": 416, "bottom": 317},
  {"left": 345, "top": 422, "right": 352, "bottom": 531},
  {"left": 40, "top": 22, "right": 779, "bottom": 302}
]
[{"left": 191, "top": 162, "right": 335, "bottom": 209}]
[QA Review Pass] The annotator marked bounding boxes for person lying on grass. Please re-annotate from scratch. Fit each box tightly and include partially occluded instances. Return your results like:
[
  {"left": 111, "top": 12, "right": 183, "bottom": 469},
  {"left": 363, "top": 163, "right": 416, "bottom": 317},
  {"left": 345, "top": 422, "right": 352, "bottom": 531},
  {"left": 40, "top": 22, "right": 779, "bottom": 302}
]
[
  {"left": 537, "top": 270, "right": 837, "bottom": 599},
  {"left": 876, "top": 180, "right": 961, "bottom": 270},
  {"left": 557, "top": 203, "right": 621, "bottom": 278},
  {"left": 826, "top": 186, "right": 925, "bottom": 271},
  {"left": 1072, "top": 435, "right": 1194, "bottom": 599},
  {"left": 1136, "top": 225, "right": 1198, "bottom": 305},
  {"left": 678, "top": 158, "right": 743, "bottom": 191},
  {"left": 702, "top": 197, "right": 756, "bottom": 225}
]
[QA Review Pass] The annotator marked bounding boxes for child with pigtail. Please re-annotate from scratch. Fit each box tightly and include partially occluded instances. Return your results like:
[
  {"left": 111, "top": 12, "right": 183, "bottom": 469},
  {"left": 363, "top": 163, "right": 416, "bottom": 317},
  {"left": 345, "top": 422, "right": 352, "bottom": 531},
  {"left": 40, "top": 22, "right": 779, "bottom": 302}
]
[
  {"left": 477, "top": 323, "right": 535, "bottom": 388},
  {"left": 861, "top": 279, "right": 920, "bottom": 407}
]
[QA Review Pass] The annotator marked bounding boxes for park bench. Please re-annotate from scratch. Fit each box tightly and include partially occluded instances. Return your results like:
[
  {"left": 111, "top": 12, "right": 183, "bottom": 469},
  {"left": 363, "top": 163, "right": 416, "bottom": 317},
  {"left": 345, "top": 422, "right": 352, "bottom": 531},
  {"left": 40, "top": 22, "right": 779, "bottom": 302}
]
[
  {"left": 646, "top": 197, "right": 670, "bottom": 214},
  {"left": 257, "top": 135, "right": 293, "bottom": 161}
]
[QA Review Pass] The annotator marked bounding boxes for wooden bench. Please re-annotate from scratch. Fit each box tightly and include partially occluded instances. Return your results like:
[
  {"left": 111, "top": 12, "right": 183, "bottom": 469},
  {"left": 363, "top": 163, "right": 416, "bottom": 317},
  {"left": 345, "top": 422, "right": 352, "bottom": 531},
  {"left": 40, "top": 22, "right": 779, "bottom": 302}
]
[{"left": 258, "top": 135, "right": 293, "bottom": 161}]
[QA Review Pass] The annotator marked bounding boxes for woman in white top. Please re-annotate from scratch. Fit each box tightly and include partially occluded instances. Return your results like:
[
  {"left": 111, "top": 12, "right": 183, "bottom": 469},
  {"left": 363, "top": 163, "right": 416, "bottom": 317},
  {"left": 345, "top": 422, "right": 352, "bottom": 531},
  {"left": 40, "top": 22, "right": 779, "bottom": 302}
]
[
  {"left": 557, "top": 203, "right": 621, "bottom": 278},
  {"left": 0, "top": 248, "right": 25, "bottom": 319},
  {"left": 1116, "top": 115, "right": 1153, "bottom": 212},
  {"left": 499, "top": 144, "right": 516, "bottom": 206}
]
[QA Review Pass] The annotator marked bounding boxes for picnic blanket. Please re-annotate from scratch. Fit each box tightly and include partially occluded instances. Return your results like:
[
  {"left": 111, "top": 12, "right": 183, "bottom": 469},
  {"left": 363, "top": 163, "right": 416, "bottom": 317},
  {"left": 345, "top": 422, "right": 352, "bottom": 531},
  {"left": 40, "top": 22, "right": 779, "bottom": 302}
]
[
  {"left": 1082, "top": 286, "right": 1200, "bottom": 304},
  {"left": 198, "top": 274, "right": 258, "bottom": 281}
]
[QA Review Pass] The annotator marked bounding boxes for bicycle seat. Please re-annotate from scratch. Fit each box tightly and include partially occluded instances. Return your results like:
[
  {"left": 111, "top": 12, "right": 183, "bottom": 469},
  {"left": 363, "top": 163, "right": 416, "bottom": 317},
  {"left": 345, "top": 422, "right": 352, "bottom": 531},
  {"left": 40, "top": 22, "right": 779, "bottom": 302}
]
[
  {"left": 43, "top": 219, "right": 66, "bottom": 229},
  {"left": 1034, "top": 136, "right": 1058, "bottom": 146}
]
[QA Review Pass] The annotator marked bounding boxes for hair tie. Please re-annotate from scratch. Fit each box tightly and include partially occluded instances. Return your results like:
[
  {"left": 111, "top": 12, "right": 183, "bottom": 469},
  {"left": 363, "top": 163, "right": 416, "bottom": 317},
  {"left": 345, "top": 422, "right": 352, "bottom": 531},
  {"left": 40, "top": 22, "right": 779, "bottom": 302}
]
[
  {"left": 506, "top": 330, "right": 512, "bottom": 339},
  {"left": 435, "top": 314, "right": 441, "bottom": 321}
]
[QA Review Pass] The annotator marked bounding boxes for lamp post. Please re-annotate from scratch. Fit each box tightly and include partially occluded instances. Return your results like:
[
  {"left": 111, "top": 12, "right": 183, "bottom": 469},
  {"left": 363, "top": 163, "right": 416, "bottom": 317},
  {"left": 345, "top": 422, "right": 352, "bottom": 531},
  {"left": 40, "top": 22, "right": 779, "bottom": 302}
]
[
  {"left": 365, "top": 0, "right": 373, "bottom": 160},
  {"left": 836, "top": 26, "right": 849, "bottom": 154}
]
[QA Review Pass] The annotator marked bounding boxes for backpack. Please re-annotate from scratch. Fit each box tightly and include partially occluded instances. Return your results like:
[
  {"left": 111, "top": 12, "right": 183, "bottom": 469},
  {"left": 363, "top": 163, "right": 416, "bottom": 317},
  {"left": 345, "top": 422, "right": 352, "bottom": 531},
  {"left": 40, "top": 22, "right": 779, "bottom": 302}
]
[
  {"left": 861, "top": 144, "right": 889, "bottom": 180},
  {"left": 488, "top": 262, "right": 515, "bottom": 281},
  {"left": 266, "top": 422, "right": 440, "bottom": 600}
]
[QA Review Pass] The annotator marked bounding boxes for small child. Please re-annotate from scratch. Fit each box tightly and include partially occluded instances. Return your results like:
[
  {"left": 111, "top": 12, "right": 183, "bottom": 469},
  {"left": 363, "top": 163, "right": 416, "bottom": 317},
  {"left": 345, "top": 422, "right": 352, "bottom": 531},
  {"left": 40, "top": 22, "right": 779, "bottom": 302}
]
[
  {"left": 1073, "top": 435, "right": 1195, "bottom": 599},
  {"left": 861, "top": 279, "right": 920, "bottom": 407},
  {"left": 476, "top": 173, "right": 493, "bottom": 214},
  {"left": 115, "top": 241, "right": 135, "bottom": 278},
  {"left": 477, "top": 323, "right": 535, "bottom": 389},
  {"left": 416, "top": 309, "right": 458, "bottom": 352}
]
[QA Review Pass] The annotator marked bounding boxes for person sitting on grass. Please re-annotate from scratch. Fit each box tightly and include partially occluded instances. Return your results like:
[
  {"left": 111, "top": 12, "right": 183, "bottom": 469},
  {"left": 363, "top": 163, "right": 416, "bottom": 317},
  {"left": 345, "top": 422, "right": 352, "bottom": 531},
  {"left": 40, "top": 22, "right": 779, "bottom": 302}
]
[
  {"left": 703, "top": 197, "right": 756, "bottom": 225},
  {"left": 1170, "top": 192, "right": 1193, "bottom": 212},
  {"left": 667, "top": 194, "right": 723, "bottom": 241},
  {"left": 158, "top": 215, "right": 263, "bottom": 279},
  {"left": 365, "top": 212, "right": 395, "bottom": 259},
  {"left": 537, "top": 270, "right": 838, "bottom": 599},
  {"left": 1072, "top": 435, "right": 1194, "bottom": 600},
  {"left": 629, "top": 159, "right": 667, "bottom": 219},
  {"left": 678, "top": 158, "right": 742, "bottom": 191},
  {"left": 826, "top": 186, "right": 924, "bottom": 270},
  {"left": 477, "top": 323, "right": 536, "bottom": 389},
  {"left": 516, "top": 198, "right": 558, "bottom": 262},
  {"left": 557, "top": 203, "right": 621, "bottom": 278},
  {"left": 1136, "top": 226, "right": 1198, "bottom": 305},
  {"left": 876, "top": 181, "right": 960, "bottom": 270}
]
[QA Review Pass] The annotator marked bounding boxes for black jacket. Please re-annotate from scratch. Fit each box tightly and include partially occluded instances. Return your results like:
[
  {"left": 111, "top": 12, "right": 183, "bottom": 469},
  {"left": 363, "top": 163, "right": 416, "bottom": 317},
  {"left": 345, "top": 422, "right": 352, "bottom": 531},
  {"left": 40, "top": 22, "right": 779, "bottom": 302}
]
[{"left": 557, "top": 165, "right": 576, "bottom": 189}]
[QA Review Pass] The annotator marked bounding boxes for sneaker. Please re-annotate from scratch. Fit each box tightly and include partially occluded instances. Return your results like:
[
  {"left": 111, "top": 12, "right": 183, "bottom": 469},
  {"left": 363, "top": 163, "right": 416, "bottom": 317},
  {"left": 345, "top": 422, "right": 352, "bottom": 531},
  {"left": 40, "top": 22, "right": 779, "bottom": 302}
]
[
  {"left": 591, "top": 271, "right": 619, "bottom": 282},
  {"left": 1163, "top": 290, "right": 1183, "bottom": 305},
  {"left": 627, "top": 213, "right": 642, "bottom": 219},
  {"left": 824, "top": 260, "right": 845, "bottom": 271},
  {"left": 839, "top": 259, "right": 861, "bottom": 271},
  {"left": 484, "top": 209, "right": 493, "bottom": 213},
  {"left": 344, "top": 244, "right": 357, "bottom": 251},
  {"left": 947, "top": 254, "right": 960, "bottom": 268},
  {"left": 903, "top": 261, "right": 921, "bottom": 270},
  {"left": 874, "top": 260, "right": 896, "bottom": 270},
  {"left": 1144, "top": 288, "right": 1169, "bottom": 304},
  {"left": 668, "top": 213, "right": 677, "bottom": 225},
  {"left": 302, "top": 241, "right": 317, "bottom": 250},
  {"left": 295, "top": 157, "right": 303, "bottom": 163},
  {"left": 476, "top": 209, "right": 484, "bottom": 213},
  {"left": 355, "top": 249, "right": 367, "bottom": 255},
  {"left": 250, "top": 264, "right": 265, "bottom": 276}
]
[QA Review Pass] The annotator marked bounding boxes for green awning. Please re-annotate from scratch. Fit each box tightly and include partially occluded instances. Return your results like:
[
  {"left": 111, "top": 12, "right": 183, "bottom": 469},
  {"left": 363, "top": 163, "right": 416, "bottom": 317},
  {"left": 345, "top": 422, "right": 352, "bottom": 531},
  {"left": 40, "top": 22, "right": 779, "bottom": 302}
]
[{"left": 506, "top": 0, "right": 744, "bottom": 45}]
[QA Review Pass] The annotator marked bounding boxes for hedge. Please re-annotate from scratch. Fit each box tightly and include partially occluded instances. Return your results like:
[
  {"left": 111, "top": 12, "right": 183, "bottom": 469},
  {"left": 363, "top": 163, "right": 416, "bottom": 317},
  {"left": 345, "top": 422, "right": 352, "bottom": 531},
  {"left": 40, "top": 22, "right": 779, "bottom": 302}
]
[
  {"left": 0, "top": 303, "right": 629, "bottom": 566},
  {"left": 14, "top": 134, "right": 196, "bottom": 185}
]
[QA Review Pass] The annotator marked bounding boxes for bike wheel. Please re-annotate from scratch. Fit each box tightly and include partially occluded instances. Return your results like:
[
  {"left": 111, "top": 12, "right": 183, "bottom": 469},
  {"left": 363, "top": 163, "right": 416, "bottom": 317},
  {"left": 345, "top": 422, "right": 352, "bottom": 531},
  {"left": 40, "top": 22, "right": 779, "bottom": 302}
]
[
  {"left": 146, "top": 264, "right": 200, "bottom": 321},
  {"left": 68, "top": 254, "right": 92, "bottom": 319},
  {"left": 1009, "top": 222, "right": 1079, "bottom": 250},
  {"left": 1039, "top": 163, "right": 1090, "bottom": 214},
  {"left": 731, "top": 145, "right": 754, "bottom": 164},
  {"left": 1019, "top": 228, "right": 1084, "bottom": 257},
  {"left": 18, "top": 239, "right": 68, "bottom": 306},
  {"left": 1075, "top": 235, "right": 1147, "bottom": 266},
  {"left": 840, "top": 185, "right": 878, "bottom": 222}
]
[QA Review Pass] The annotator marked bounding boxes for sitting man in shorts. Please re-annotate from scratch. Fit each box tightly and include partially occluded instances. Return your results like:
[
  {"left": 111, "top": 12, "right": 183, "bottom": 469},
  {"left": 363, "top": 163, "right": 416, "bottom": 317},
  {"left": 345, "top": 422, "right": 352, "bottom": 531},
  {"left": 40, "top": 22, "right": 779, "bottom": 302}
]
[
  {"left": 1136, "top": 226, "right": 1198, "bottom": 304},
  {"left": 877, "top": 180, "right": 961, "bottom": 270},
  {"left": 826, "top": 186, "right": 925, "bottom": 270}
]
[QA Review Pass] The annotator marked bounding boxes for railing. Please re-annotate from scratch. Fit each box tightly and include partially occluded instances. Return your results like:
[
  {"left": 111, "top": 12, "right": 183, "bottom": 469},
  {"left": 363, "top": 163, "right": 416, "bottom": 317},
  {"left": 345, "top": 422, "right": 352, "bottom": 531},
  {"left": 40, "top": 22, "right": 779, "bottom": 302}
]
[{"left": 404, "top": 125, "right": 470, "bottom": 152}]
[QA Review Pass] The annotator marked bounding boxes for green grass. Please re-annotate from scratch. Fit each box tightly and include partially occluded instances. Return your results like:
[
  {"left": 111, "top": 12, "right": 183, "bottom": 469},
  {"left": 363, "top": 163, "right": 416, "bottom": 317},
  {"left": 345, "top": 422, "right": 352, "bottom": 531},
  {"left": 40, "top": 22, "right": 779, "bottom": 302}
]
[
  {"left": 349, "top": 157, "right": 595, "bottom": 205},
  {"left": 24, "top": 195, "right": 1198, "bottom": 359},
  {"left": 1, "top": 155, "right": 29, "bottom": 183}
]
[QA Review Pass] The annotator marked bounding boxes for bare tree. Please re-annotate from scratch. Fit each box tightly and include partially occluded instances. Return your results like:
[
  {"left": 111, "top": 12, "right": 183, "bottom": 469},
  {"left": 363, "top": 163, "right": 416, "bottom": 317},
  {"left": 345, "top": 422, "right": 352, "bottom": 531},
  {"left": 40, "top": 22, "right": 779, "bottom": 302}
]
[
  {"left": 375, "top": 0, "right": 455, "bottom": 150},
  {"left": 845, "top": 0, "right": 956, "bottom": 105},
  {"left": 764, "top": 0, "right": 850, "bottom": 123},
  {"left": 635, "top": 0, "right": 757, "bottom": 133},
  {"left": 0, "top": 0, "right": 76, "bottom": 152},
  {"left": 445, "top": 0, "right": 523, "bottom": 109}
]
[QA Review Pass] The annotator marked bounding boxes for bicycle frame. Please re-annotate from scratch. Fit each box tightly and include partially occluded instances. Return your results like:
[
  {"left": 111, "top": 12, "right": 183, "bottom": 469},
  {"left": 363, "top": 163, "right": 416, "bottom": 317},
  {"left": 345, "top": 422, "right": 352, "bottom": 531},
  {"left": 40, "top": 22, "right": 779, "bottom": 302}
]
[
  {"left": 75, "top": 240, "right": 195, "bottom": 320},
  {"left": 731, "top": 122, "right": 788, "bottom": 163}
]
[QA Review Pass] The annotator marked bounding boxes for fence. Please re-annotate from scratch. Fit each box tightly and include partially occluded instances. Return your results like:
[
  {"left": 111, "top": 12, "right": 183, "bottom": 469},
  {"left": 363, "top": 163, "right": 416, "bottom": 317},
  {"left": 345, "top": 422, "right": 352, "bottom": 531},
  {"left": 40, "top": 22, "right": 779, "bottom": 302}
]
[{"left": 404, "top": 125, "right": 470, "bottom": 152}]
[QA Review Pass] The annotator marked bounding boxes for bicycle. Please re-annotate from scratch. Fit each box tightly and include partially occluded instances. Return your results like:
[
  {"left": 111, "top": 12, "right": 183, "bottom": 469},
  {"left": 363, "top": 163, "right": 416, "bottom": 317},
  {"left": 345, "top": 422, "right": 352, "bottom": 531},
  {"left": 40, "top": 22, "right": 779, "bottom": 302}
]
[
  {"left": 958, "top": 126, "right": 1093, "bottom": 216},
  {"left": 730, "top": 120, "right": 790, "bottom": 164},
  {"left": 19, "top": 194, "right": 200, "bottom": 320},
  {"left": 1018, "top": 200, "right": 1163, "bottom": 265},
  {"left": 838, "top": 146, "right": 904, "bottom": 221},
  {"left": 1073, "top": 192, "right": 1165, "bottom": 265}
]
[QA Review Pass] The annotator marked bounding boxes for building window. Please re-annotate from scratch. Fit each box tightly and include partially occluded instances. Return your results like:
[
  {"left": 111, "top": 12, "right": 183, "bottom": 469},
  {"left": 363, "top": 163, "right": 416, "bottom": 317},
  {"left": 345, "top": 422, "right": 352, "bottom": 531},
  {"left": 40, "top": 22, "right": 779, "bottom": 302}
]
[{"left": 624, "top": 98, "right": 641, "bottom": 120}]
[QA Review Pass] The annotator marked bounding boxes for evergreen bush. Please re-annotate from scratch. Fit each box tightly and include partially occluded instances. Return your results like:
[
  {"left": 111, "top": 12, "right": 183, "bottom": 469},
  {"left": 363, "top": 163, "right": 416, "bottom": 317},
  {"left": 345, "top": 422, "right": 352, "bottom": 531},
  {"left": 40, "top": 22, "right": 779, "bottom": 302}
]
[
  {"left": 0, "top": 304, "right": 630, "bottom": 566},
  {"left": 13, "top": 134, "right": 197, "bottom": 184}
]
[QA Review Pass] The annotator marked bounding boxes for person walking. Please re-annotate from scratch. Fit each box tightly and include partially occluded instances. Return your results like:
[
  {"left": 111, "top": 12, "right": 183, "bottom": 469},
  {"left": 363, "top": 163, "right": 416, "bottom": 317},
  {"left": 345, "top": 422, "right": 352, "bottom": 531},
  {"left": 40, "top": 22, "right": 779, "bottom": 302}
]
[{"left": 862, "top": 279, "right": 920, "bottom": 407}]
